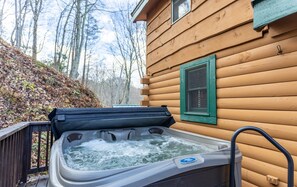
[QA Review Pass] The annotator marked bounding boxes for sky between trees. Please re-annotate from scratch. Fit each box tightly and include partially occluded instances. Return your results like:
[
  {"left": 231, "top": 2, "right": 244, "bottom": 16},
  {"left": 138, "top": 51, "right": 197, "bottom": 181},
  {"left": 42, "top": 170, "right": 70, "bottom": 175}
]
[{"left": 0, "top": 0, "right": 146, "bottom": 106}]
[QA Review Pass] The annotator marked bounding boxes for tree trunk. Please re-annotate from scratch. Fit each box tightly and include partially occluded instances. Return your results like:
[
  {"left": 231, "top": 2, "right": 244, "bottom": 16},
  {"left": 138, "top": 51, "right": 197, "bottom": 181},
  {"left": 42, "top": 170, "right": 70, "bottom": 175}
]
[
  {"left": 70, "top": 0, "right": 82, "bottom": 79},
  {"left": 0, "top": 0, "right": 7, "bottom": 36},
  {"left": 54, "top": 3, "right": 74, "bottom": 71},
  {"left": 32, "top": 14, "right": 38, "bottom": 61},
  {"left": 82, "top": 34, "right": 88, "bottom": 86},
  {"left": 14, "top": 0, "right": 20, "bottom": 47}
]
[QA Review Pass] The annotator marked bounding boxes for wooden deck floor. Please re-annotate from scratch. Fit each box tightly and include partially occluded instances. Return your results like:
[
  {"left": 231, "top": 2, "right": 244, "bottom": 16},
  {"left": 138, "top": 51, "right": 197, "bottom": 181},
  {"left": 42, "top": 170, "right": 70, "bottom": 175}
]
[{"left": 25, "top": 175, "right": 48, "bottom": 187}]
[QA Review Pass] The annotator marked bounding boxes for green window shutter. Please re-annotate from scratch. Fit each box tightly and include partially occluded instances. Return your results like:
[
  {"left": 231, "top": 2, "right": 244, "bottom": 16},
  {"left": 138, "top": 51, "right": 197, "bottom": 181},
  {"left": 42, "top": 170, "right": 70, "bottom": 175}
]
[
  {"left": 180, "top": 55, "right": 217, "bottom": 125},
  {"left": 252, "top": 0, "right": 297, "bottom": 30}
]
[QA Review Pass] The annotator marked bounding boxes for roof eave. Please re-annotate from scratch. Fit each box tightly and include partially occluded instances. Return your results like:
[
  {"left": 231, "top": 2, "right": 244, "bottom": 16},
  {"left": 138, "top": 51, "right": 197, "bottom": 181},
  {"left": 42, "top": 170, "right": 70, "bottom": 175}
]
[{"left": 131, "top": 0, "right": 149, "bottom": 22}]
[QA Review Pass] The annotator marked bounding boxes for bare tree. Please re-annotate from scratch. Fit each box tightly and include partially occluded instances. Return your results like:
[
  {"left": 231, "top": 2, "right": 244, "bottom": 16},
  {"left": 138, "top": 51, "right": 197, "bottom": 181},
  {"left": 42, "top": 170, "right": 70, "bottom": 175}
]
[
  {"left": 29, "top": 0, "right": 43, "bottom": 61},
  {"left": 0, "top": 0, "right": 7, "bottom": 36},
  {"left": 69, "top": 0, "right": 100, "bottom": 79},
  {"left": 109, "top": 2, "right": 146, "bottom": 104},
  {"left": 82, "top": 14, "right": 99, "bottom": 86},
  {"left": 54, "top": 0, "right": 101, "bottom": 79},
  {"left": 54, "top": 2, "right": 75, "bottom": 71},
  {"left": 69, "top": 0, "right": 83, "bottom": 78},
  {"left": 12, "top": 0, "right": 30, "bottom": 48}
]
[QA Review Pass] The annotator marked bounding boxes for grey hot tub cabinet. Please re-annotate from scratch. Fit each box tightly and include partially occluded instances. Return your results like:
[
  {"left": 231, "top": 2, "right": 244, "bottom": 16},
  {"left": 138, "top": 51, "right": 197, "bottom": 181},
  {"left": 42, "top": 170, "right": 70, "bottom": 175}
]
[{"left": 48, "top": 107, "right": 242, "bottom": 187}]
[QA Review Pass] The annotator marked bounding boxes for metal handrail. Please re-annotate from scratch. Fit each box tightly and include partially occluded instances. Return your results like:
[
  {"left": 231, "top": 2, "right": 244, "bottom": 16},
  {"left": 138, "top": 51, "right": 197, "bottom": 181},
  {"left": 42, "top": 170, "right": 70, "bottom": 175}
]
[{"left": 229, "top": 126, "right": 294, "bottom": 187}]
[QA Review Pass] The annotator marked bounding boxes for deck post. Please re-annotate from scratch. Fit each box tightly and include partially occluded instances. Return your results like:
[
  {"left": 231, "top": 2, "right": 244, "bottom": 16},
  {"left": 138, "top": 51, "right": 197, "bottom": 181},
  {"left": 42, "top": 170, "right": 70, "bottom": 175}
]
[{"left": 20, "top": 125, "right": 32, "bottom": 184}]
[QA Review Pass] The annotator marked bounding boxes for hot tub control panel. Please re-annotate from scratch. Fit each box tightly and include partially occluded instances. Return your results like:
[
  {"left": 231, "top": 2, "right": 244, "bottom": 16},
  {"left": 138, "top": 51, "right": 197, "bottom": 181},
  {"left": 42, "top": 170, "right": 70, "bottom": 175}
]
[{"left": 174, "top": 155, "right": 204, "bottom": 168}]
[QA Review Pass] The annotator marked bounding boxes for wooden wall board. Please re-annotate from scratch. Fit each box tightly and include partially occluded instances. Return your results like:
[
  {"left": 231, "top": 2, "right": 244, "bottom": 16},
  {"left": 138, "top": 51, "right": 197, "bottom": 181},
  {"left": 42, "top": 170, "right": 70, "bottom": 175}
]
[
  {"left": 217, "top": 81, "right": 297, "bottom": 98},
  {"left": 147, "top": 65, "right": 297, "bottom": 90},
  {"left": 191, "top": 0, "right": 206, "bottom": 11},
  {"left": 148, "top": 23, "right": 262, "bottom": 75},
  {"left": 218, "top": 119, "right": 297, "bottom": 142},
  {"left": 238, "top": 143, "right": 297, "bottom": 171},
  {"left": 149, "top": 93, "right": 180, "bottom": 100},
  {"left": 171, "top": 122, "right": 297, "bottom": 156},
  {"left": 147, "top": 0, "right": 252, "bottom": 65},
  {"left": 149, "top": 66, "right": 180, "bottom": 77},
  {"left": 214, "top": 27, "right": 297, "bottom": 67},
  {"left": 147, "top": 0, "right": 170, "bottom": 26},
  {"left": 150, "top": 100, "right": 179, "bottom": 108},
  {"left": 217, "top": 66, "right": 297, "bottom": 88},
  {"left": 140, "top": 76, "right": 150, "bottom": 84},
  {"left": 216, "top": 35, "right": 297, "bottom": 69},
  {"left": 218, "top": 109, "right": 297, "bottom": 126},
  {"left": 140, "top": 88, "right": 149, "bottom": 95},
  {"left": 143, "top": 95, "right": 149, "bottom": 101},
  {"left": 149, "top": 70, "right": 179, "bottom": 83},
  {"left": 146, "top": 27, "right": 297, "bottom": 80},
  {"left": 143, "top": 1, "right": 297, "bottom": 185},
  {"left": 147, "top": 5, "right": 171, "bottom": 35},
  {"left": 242, "top": 168, "right": 287, "bottom": 187},
  {"left": 140, "top": 100, "right": 149, "bottom": 106},
  {"left": 149, "top": 77, "right": 179, "bottom": 89},
  {"left": 147, "top": 0, "right": 237, "bottom": 56},
  {"left": 150, "top": 100, "right": 180, "bottom": 107},
  {"left": 171, "top": 112, "right": 297, "bottom": 142},
  {"left": 167, "top": 106, "right": 180, "bottom": 115},
  {"left": 218, "top": 97, "right": 297, "bottom": 111},
  {"left": 217, "top": 51, "right": 297, "bottom": 78},
  {"left": 147, "top": 20, "right": 171, "bottom": 45},
  {"left": 242, "top": 157, "right": 297, "bottom": 185},
  {"left": 149, "top": 85, "right": 179, "bottom": 95},
  {"left": 242, "top": 179, "right": 257, "bottom": 187},
  {"left": 148, "top": 12, "right": 297, "bottom": 77},
  {"left": 166, "top": 114, "right": 297, "bottom": 143},
  {"left": 145, "top": 103, "right": 297, "bottom": 141}
]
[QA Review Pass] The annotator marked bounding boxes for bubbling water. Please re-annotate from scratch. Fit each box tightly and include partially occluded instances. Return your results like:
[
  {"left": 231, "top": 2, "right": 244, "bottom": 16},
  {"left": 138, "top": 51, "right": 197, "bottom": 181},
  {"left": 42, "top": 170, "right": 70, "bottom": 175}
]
[{"left": 63, "top": 134, "right": 216, "bottom": 171}]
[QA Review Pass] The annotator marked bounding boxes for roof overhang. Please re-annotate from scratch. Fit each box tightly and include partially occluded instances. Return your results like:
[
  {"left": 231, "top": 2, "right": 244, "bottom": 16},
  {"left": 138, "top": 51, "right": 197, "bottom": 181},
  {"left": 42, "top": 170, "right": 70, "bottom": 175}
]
[
  {"left": 131, "top": 0, "right": 160, "bottom": 22},
  {"left": 251, "top": 0, "right": 297, "bottom": 30}
]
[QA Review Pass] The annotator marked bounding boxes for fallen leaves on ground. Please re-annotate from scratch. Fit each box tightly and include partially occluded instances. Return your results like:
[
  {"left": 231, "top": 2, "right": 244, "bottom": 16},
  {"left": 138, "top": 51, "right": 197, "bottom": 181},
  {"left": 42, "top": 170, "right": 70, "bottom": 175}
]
[{"left": 0, "top": 38, "right": 101, "bottom": 129}]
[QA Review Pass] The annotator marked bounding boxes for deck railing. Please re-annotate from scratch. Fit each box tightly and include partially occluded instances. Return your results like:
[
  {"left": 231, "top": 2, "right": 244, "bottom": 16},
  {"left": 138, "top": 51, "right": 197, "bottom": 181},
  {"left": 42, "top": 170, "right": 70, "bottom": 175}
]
[{"left": 0, "top": 121, "right": 53, "bottom": 187}]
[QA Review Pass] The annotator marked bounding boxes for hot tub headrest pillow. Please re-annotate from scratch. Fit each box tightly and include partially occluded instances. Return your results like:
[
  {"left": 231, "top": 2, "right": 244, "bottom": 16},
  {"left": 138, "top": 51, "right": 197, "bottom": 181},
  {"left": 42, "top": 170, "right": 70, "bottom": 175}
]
[{"left": 48, "top": 107, "right": 175, "bottom": 139}]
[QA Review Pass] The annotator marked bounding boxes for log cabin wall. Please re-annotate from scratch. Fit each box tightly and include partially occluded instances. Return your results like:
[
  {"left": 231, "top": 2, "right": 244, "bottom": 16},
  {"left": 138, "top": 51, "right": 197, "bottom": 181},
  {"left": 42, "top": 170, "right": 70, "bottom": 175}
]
[{"left": 140, "top": 0, "right": 297, "bottom": 186}]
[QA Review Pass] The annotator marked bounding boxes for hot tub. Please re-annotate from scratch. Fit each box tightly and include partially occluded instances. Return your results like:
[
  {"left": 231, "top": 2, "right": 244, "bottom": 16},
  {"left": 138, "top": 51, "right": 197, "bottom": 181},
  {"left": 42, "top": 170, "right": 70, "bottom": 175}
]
[{"left": 48, "top": 107, "right": 242, "bottom": 187}]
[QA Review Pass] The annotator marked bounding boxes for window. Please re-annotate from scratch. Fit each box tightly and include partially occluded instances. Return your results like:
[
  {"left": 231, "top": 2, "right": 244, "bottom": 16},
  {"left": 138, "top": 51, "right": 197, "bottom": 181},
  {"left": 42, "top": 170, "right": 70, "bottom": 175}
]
[
  {"left": 180, "top": 55, "right": 217, "bottom": 124},
  {"left": 172, "top": 0, "right": 190, "bottom": 23}
]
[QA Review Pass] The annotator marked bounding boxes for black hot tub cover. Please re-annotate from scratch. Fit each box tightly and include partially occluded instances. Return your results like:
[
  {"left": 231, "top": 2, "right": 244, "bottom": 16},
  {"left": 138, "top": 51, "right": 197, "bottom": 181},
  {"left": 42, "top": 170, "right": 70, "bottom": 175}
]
[{"left": 48, "top": 107, "right": 175, "bottom": 139}]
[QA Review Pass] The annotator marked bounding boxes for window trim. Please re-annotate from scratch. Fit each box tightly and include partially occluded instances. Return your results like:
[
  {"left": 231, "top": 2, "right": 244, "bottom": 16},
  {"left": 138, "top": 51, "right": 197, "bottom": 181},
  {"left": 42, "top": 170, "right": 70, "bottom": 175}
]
[
  {"left": 180, "top": 55, "right": 217, "bottom": 125},
  {"left": 171, "top": 0, "right": 191, "bottom": 24}
]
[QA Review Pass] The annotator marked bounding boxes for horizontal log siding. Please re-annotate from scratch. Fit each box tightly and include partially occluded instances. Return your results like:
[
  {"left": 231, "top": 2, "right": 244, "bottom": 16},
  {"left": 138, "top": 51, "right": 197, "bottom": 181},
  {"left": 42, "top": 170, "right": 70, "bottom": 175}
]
[
  {"left": 147, "top": 22, "right": 263, "bottom": 75},
  {"left": 144, "top": 0, "right": 297, "bottom": 186},
  {"left": 146, "top": 0, "right": 171, "bottom": 31},
  {"left": 147, "top": 55, "right": 297, "bottom": 186},
  {"left": 147, "top": 0, "right": 238, "bottom": 55},
  {"left": 147, "top": 0, "right": 234, "bottom": 46},
  {"left": 147, "top": 0, "right": 253, "bottom": 65},
  {"left": 238, "top": 143, "right": 297, "bottom": 171},
  {"left": 242, "top": 168, "right": 287, "bottom": 187},
  {"left": 242, "top": 179, "right": 258, "bottom": 187}
]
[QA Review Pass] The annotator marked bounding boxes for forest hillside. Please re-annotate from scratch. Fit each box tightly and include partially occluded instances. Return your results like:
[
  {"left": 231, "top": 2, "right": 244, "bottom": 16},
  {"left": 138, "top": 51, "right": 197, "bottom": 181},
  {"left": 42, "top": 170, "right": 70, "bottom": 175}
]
[{"left": 0, "top": 39, "right": 101, "bottom": 129}]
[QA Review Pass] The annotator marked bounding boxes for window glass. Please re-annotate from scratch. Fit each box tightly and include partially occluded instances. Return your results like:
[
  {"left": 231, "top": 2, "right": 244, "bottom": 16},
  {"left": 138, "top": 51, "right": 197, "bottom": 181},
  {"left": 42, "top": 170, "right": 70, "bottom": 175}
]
[
  {"left": 186, "top": 65, "right": 207, "bottom": 113},
  {"left": 172, "top": 0, "right": 190, "bottom": 23},
  {"left": 188, "top": 89, "right": 207, "bottom": 113}
]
